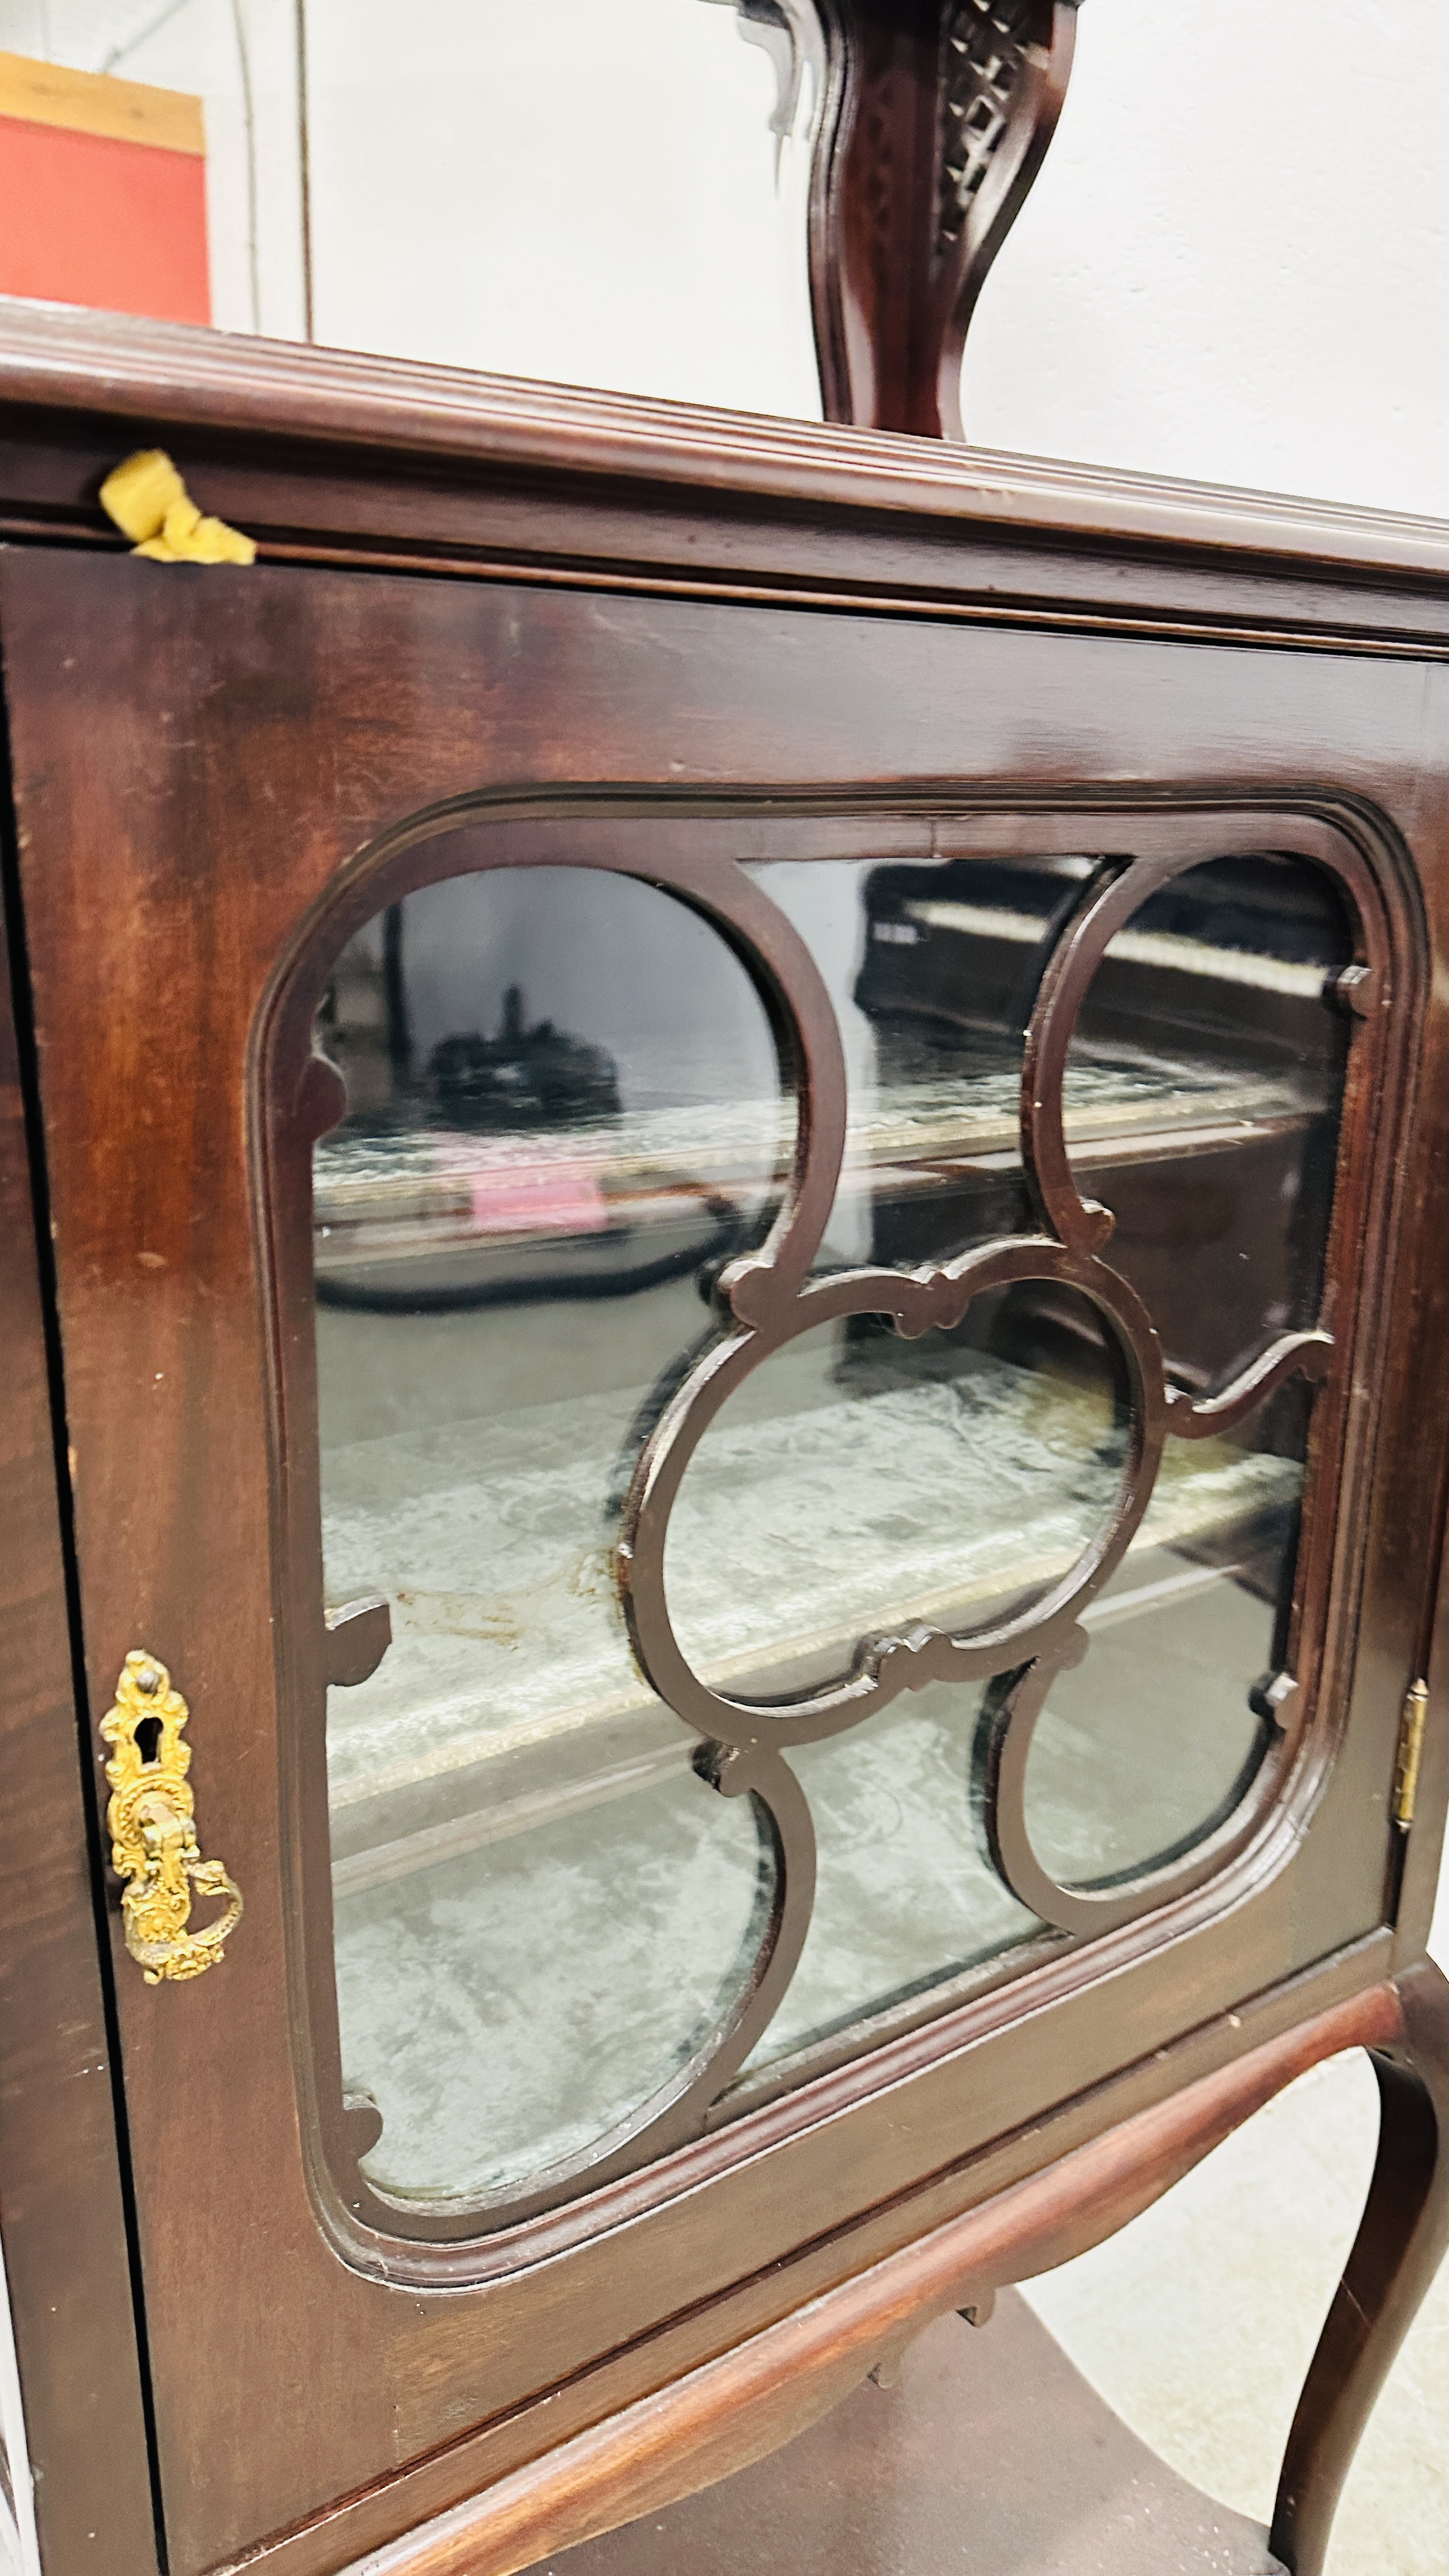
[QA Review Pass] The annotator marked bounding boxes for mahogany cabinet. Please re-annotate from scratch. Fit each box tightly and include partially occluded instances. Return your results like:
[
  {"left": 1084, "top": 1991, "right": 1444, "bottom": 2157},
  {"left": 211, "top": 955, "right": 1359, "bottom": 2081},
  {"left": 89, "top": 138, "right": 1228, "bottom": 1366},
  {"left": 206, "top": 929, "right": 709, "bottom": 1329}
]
[{"left": 1, "top": 291, "right": 1448, "bottom": 2576}]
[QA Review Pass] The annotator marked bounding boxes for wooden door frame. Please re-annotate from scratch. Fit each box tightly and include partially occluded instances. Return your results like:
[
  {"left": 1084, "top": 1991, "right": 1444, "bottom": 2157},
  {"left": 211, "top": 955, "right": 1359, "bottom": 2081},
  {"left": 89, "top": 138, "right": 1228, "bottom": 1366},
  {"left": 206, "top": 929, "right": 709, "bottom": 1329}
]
[{"left": 0, "top": 716, "right": 159, "bottom": 2573}]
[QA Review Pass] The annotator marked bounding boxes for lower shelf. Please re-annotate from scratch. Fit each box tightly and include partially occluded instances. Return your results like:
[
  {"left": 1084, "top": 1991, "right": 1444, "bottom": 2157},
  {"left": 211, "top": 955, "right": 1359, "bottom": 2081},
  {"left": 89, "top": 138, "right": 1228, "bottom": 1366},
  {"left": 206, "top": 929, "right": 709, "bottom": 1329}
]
[{"left": 524, "top": 2294, "right": 1284, "bottom": 2576}]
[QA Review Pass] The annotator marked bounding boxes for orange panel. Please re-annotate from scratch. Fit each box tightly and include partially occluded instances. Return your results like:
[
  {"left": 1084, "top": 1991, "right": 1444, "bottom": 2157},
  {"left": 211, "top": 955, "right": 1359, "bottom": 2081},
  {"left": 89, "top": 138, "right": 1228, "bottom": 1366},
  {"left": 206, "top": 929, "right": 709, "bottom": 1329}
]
[{"left": 0, "top": 113, "right": 210, "bottom": 324}]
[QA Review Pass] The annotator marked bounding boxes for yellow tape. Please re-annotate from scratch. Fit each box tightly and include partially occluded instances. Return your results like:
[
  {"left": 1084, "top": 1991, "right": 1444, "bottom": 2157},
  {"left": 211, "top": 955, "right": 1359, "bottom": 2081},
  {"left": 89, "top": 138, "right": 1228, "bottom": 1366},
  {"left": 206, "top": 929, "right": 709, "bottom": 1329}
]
[{"left": 99, "top": 449, "right": 256, "bottom": 567}]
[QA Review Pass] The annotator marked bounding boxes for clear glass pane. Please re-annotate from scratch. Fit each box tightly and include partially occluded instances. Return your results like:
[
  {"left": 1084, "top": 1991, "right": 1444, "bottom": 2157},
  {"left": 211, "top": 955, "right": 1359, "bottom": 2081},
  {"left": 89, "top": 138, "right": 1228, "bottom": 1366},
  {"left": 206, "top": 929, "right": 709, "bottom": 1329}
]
[
  {"left": 733, "top": 847, "right": 1345, "bottom": 1954},
  {"left": 1022, "top": 854, "right": 1349, "bottom": 1882},
  {"left": 1067, "top": 852, "right": 1351, "bottom": 1392},
  {"left": 335, "top": 1765, "right": 770, "bottom": 2200},
  {"left": 316, "top": 860, "right": 790, "bottom": 2201},
  {"left": 665, "top": 1287, "right": 1134, "bottom": 1702},
  {"left": 756, "top": 852, "right": 1079, "bottom": 1269},
  {"left": 750, "top": 1682, "right": 1042, "bottom": 2070},
  {"left": 1023, "top": 1494, "right": 1295, "bottom": 1890},
  {"left": 310, "top": 838, "right": 1353, "bottom": 2201}
]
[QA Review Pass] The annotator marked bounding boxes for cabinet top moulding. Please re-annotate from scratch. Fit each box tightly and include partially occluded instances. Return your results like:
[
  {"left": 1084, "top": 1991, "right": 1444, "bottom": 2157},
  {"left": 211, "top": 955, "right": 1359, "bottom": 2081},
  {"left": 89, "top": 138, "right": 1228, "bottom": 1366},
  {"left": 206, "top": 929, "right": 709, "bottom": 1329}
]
[{"left": 4, "top": 302, "right": 1449, "bottom": 658}]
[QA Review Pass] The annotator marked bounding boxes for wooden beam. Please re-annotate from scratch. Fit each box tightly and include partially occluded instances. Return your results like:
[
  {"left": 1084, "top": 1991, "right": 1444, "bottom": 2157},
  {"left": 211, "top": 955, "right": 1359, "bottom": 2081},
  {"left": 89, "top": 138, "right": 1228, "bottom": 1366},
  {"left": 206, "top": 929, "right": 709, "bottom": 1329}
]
[{"left": 0, "top": 48, "right": 203, "bottom": 157}]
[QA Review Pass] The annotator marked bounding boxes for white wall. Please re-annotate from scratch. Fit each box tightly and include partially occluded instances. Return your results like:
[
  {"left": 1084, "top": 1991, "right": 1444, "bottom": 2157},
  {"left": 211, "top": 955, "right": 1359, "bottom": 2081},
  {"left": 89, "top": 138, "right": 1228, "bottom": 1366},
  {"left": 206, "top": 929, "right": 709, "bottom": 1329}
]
[
  {"left": 0, "top": 0, "right": 819, "bottom": 397},
  {"left": 8, "top": 1, "right": 1449, "bottom": 519},
  {"left": 300, "top": 0, "right": 820, "bottom": 416},
  {"left": 0, "top": 2227, "right": 39, "bottom": 2576},
  {"left": 969, "top": 0, "right": 1449, "bottom": 518},
  {"left": 296, "top": 0, "right": 1449, "bottom": 520}
]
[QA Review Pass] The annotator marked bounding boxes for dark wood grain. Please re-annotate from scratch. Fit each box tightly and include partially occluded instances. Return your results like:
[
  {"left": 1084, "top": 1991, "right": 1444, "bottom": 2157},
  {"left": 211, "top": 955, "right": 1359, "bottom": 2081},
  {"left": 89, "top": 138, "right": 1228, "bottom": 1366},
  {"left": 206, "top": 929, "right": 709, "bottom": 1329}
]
[
  {"left": 0, "top": 790, "right": 158, "bottom": 2570},
  {"left": 8, "top": 302, "right": 1449, "bottom": 668},
  {"left": 521, "top": 2295, "right": 1282, "bottom": 2576},
  {"left": 809, "top": 2, "right": 1079, "bottom": 438},
  {"left": 1271, "top": 1962, "right": 1449, "bottom": 2575},
  {"left": 326, "top": 1984, "right": 1398, "bottom": 2576}
]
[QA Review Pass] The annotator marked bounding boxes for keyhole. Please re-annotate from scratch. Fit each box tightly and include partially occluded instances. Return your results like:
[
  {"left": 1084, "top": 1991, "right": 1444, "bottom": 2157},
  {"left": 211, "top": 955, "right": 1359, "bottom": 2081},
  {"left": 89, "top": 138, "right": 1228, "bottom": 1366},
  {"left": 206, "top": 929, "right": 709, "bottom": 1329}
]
[{"left": 134, "top": 1715, "right": 162, "bottom": 1765}]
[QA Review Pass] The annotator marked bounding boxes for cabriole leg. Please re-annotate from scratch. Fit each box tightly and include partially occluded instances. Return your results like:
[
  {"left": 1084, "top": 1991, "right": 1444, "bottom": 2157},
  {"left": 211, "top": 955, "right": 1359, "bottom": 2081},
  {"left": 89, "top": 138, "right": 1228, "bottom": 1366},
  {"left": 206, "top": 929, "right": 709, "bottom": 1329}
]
[{"left": 1270, "top": 1961, "right": 1449, "bottom": 2575}]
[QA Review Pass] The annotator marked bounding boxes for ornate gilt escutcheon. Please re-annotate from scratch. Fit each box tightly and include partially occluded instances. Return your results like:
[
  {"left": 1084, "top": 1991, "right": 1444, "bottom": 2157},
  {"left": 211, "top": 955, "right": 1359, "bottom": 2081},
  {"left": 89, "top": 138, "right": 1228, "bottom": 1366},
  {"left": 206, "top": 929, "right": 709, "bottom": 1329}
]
[{"left": 101, "top": 1652, "right": 243, "bottom": 1984}]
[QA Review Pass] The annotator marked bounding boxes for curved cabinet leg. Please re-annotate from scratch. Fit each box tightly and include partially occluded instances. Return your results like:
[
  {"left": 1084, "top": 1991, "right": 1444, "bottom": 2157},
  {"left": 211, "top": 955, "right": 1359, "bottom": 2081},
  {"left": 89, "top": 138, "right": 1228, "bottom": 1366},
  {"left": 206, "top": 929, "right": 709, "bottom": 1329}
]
[
  {"left": 806, "top": 0, "right": 1080, "bottom": 438},
  {"left": 1270, "top": 1961, "right": 1449, "bottom": 2575}
]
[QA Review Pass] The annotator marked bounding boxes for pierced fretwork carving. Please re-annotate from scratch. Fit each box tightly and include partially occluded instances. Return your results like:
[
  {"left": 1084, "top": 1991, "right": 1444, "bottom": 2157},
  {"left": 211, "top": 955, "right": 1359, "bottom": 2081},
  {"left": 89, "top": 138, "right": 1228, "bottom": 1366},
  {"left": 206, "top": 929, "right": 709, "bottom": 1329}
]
[
  {"left": 702, "top": 0, "right": 1077, "bottom": 437},
  {"left": 618, "top": 840, "right": 1362, "bottom": 1980},
  {"left": 802, "top": 0, "right": 1080, "bottom": 438},
  {"left": 283, "top": 803, "right": 1392, "bottom": 2237},
  {"left": 936, "top": 0, "right": 1039, "bottom": 254}
]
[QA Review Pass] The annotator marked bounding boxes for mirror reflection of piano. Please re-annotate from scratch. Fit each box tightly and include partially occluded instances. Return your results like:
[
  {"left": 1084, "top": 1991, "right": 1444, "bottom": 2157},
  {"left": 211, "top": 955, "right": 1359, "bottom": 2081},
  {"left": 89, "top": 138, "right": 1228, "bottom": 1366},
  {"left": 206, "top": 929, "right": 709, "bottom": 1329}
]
[
  {"left": 315, "top": 852, "right": 1347, "bottom": 1346},
  {"left": 850, "top": 850, "right": 1351, "bottom": 1405}
]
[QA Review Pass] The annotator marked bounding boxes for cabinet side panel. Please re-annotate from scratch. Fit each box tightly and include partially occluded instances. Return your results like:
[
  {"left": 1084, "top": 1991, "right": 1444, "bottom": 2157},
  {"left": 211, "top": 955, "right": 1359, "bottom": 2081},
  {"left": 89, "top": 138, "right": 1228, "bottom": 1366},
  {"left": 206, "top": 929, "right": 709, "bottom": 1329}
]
[{"left": 0, "top": 746, "right": 158, "bottom": 2574}]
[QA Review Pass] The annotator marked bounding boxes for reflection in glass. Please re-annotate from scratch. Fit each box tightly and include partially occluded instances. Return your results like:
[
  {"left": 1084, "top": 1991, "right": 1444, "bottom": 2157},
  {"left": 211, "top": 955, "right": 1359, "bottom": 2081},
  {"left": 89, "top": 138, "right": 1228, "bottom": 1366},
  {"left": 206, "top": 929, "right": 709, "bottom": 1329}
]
[
  {"left": 318, "top": 863, "right": 789, "bottom": 2202},
  {"left": 756, "top": 853, "right": 1070, "bottom": 1268},
  {"left": 335, "top": 1765, "right": 770, "bottom": 2202},
  {"left": 1020, "top": 854, "right": 1346, "bottom": 1889},
  {"left": 310, "top": 839, "right": 1353, "bottom": 2206},
  {"left": 666, "top": 1287, "right": 1133, "bottom": 1702},
  {"left": 714, "top": 847, "right": 1346, "bottom": 2060},
  {"left": 1024, "top": 1531, "right": 1284, "bottom": 1892},
  {"left": 1068, "top": 853, "right": 1351, "bottom": 1394},
  {"left": 754, "top": 1683, "right": 1041, "bottom": 2070}
]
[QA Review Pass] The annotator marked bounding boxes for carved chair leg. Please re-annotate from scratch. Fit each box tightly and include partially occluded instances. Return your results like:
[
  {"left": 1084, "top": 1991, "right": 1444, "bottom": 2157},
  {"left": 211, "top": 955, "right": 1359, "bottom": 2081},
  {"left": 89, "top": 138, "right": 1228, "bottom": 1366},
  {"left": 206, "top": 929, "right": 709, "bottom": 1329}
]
[{"left": 1270, "top": 1961, "right": 1449, "bottom": 2576}]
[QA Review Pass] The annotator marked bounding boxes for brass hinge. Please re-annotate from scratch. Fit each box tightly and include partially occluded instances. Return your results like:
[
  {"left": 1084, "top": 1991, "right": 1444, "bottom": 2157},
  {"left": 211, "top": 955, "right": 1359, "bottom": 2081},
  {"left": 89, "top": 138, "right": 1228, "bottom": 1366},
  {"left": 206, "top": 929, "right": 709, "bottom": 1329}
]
[{"left": 1393, "top": 1678, "right": 1429, "bottom": 1831}]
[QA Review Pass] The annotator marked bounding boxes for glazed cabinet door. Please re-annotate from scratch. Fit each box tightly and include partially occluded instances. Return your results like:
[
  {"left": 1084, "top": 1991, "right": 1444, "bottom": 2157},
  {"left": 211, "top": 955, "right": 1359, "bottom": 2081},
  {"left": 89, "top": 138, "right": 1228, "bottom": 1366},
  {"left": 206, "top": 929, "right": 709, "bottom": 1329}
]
[{"left": 1, "top": 541, "right": 1441, "bottom": 2576}]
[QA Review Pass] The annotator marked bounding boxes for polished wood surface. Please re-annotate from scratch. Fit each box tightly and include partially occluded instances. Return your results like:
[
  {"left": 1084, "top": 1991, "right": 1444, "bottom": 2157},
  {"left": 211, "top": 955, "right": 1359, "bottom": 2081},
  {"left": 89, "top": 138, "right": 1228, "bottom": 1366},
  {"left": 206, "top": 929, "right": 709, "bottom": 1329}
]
[
  {"left": 0, "top": 843, "right": 158, "bottom": 2568},
  {"left": 1273, "top": 1963, "right": 1449, "bottom": 2573},
  {"left": 525, "top": 2295, "right": 1282, "bottom": 2576},
  {"left": 8, "top": 298, "right": 1449, "bottom": 615},
  {"left": 809, "top": 1, "right": 1078, "bottom": 437},
  {"left": 0, "top": 300, "right": 1447, "bottom": 2576},
  {"left": 332, "top": 1985, "right": 1397, "bottom": 2576}
]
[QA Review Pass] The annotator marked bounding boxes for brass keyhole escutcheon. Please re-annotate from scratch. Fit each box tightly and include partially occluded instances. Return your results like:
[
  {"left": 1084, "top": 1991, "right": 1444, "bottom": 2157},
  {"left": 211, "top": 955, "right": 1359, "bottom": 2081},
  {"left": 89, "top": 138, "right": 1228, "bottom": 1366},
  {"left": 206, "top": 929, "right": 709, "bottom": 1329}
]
[{"left": 101, "top": 1652, "right": 243, "bottom": 1984}]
